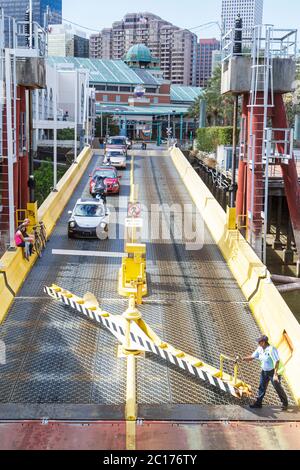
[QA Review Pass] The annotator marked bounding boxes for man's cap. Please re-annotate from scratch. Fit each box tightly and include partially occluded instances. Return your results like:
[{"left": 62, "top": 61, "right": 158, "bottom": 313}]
[{"left": 257, "top": 335, "right": 269, "bottom": 343}]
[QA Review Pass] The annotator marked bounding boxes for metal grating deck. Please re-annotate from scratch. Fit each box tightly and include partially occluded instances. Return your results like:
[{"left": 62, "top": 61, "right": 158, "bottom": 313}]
[{"left": 0, "top": 151, "right": 294, "bottom": 413}]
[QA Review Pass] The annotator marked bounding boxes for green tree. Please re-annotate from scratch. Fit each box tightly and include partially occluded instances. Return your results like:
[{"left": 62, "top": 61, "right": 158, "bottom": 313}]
[
  {"left": 284, "top": 61, "right": 300, "bottom": 127},
  {"left": 189, "top": 65, "right": 235, "bottom": 127},
  {"left": 57, "top": 128, "right": 75, "bottom": 140},
  {"left": 34, "top": 162, "right": 68, "bottom": 207},
  {"left": 95, "top": 115, "right": 120, "bottom": 137}
]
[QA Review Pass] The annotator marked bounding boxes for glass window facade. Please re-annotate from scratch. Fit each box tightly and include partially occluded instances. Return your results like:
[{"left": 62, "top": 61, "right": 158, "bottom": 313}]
[{"left": 0, "top": 0, "right": 62, "bottom": 27}]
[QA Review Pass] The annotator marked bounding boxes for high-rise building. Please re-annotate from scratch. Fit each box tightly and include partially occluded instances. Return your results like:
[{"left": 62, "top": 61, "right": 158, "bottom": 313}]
[
  {"left": 196, "top": 38, "right": 220, "bottom": 87},
  {"left": 48, "top": 24, "right": 89, "bottom": 58},
  {"left": 90, "top": 12, "right": 198, "bottom": 86},
  {"left": 0, "top": 0, "right": 62, "bottom": 27},
  {"left": 221, "top": 0, "right": 264, "bottom": 34}
]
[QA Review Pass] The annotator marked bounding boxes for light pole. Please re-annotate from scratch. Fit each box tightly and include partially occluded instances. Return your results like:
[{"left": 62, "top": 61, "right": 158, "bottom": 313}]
[
  {"left": 29, "top": 0, "right": 33, "bottom": 49},
  {"left": 167, "top": 113, "right": 171, "bottom": 147},
  {"left": 74, "top": 70, "right": 78, "bottom": 163},
  {"left": 172, "top": 110, "right": 176, "bottom": 143},
  {"left": 53, "top": 64, "right": 58, "bottom": 191},
  {"left": 180, "top": 114, "right": 184, "bottom": 144}
]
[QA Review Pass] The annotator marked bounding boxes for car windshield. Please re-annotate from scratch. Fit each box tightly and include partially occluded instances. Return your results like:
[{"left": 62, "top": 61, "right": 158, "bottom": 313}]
[
  {"left": 107, "top": 138, "right": 125, "bottom": 145},
  {"left": 110, "top": 153, "right": 125, "bottom": 158},
  {"left": 93, "top": 170, "right": 117, "bottom": 179},
  {"left": 109, "top": 151, "right": 124, "bottom": 157},
  {"left": 75, "top": 204, "right": 105, "bottom": 217}
]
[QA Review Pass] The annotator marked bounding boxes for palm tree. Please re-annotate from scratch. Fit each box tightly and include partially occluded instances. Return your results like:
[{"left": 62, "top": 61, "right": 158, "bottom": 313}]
[{"left": 189, "top": 65, "right": 235, "bottom": 126}]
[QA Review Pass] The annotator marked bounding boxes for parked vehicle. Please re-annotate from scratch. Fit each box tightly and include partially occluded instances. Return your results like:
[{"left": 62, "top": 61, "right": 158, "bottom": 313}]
[
  {"left": 89, "top": 167, "right": 121, "bottom": 196},
  {"left": 104, "top": 150, "right": 127, "bottom": 169},
  {"left": 68, "top": 199, "right": 109, "bottom": 239}
]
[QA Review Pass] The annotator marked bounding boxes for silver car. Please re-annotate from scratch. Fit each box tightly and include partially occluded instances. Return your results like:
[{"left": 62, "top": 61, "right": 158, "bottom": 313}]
[
  {"left": 104, "top": 150, "right": 127, "bottom": 169},
  {"left": 68, "top": 198, "right": 109, "bottom": 239}
]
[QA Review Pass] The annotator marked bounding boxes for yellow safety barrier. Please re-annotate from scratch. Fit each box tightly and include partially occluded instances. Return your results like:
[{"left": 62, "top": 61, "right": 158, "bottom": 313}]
[
  {"left": 26, "top": 202, "right": 39, "bottom": 228},
  {"left": 45, "top": 285, "right": 253, "bottom": 400},
  {"left": 170, "top": 147, "right": 300, "bottom": 406},
  {"left": 119, "top": 155, "right": 147, "bottom": 304},
  {"left": 118, "top": 243, "right": 147, "bottom": 304},
  {"left": 0, "top": 146, "right": 93, "bottom": 324},
  {"left": 0, "top": 274, "right": 14, "bottom": 317},
  {"left": 16, "top": 203, "right": 39, "bottom": 231},
  {"left": 219, "top": 354, "right": 239, "bottom": 386},
  {"left": 226, "top": 207, "right": 237, "bottom": 230},
  {"left": 16, "top": 209, "right": 28, "bottom": 228}
]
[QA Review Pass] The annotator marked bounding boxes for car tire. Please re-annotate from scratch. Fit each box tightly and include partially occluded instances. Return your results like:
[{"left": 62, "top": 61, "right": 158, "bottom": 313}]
[{"left": 68, "top": 233, "right": 74, "bottom": 239}]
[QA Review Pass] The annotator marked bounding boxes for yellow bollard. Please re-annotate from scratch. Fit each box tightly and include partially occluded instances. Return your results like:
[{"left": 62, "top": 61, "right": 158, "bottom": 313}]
[
  {"left": 122, "top": 295, "right": 142, "bottom": 353},
  {"left": 126, "top": 354, "right": 137, "bottom": 421}
]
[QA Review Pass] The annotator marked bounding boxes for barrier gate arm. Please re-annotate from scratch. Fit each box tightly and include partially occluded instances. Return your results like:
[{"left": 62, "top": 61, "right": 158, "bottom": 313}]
[{"left": 44, "top": 285, "right": 252, "bottom": 399}]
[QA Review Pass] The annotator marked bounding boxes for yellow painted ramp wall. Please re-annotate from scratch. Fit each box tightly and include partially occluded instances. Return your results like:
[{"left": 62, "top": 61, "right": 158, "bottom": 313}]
[
  {"left": 171, "top": 147, "right": 300, "bottom": 406},
  {"left": 0, "top": 146, "right": 93, "bottom": 324}
]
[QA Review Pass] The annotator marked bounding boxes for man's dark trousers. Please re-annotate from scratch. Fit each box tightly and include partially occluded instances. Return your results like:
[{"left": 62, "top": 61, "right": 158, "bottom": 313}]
[{"left": 256, "top": 369, "right": 288, "bottom": 406}]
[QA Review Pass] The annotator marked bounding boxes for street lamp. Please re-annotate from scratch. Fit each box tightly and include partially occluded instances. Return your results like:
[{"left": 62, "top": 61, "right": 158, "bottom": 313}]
[
  {"left": 167, "top": 113, "right": 171, "bottom": 147},
  {"left": 172, "top": 110, "right": 176, "bottom": 143}
]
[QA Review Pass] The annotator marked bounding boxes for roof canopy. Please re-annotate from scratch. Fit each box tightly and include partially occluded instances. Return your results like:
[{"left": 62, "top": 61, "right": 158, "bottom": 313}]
[
  {"left": 96, "top": 103, "right": 190, "bottom": 116},
  {"left": 47, "top": 56, "right": 144, "bottom": 85},
  {"left": 46, "top": 57, "right": 203, "bottom": 104}
]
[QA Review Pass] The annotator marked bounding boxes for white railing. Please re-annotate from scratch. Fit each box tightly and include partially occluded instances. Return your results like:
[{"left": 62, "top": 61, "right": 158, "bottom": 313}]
[
  {"left": 0, "top": 10, "right": 47, "bottom": 57},
  {"left": 15, "top": 21, "right": 47, "bottom": 57},
  {"left": 222, "top": 25, "right": 298, "bottom": 62},
  {"left": 264, "top": 127, "right": 294, "bottom": 162}
]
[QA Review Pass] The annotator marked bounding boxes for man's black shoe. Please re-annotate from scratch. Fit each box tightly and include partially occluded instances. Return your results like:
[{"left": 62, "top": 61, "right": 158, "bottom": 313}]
[
  {"left": 250, "top": 403, "right": 263, "bottom": 409},
  {"left": 281, "top": 404, "right": 289, "bottom": 411}
]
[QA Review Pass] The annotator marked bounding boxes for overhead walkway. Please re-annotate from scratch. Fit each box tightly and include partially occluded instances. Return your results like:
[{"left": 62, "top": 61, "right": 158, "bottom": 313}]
[{"left": 0, "top": 147, "right": 299, "bottom": 449}]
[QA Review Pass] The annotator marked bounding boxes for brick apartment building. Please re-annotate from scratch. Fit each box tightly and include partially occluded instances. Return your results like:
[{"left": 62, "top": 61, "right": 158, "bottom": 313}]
[{"left": 90, "top": 12, "right": 198, "bottom": 86}]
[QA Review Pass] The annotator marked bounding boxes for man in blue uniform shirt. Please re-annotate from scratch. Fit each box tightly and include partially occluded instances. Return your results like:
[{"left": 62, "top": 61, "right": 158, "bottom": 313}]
[{"left": 242, "top": 335, "right": 288, "bottom": 411}]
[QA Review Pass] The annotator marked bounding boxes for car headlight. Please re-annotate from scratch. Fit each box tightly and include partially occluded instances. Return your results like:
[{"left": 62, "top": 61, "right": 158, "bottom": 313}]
[
  {"left": 100, "top": 222, "right": 106, "bottom": 229},
  {"left": 69, "top": 221, "right": 76, "bottom": 228},
  {"left": 113, "top": 183, "right": 119, "bottom": 188}
]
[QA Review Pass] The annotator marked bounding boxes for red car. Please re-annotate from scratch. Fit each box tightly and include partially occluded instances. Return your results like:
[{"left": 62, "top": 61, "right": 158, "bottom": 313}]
[{"left": 89, "top": 167, "right": 121, "bottom": 196}]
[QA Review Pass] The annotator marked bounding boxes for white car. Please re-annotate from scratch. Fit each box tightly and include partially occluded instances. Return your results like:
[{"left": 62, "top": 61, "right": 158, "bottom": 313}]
[
  {"left": 68, "top": 198, "right": 109, "bottom": 239},
  {"left": 104, "top": 150, "right": 127, "bottom": 169}
]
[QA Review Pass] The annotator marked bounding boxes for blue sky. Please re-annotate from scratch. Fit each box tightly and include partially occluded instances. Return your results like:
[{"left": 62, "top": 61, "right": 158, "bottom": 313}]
[{"left": 63, "top": 0, "right": 300, "bottom": 39}]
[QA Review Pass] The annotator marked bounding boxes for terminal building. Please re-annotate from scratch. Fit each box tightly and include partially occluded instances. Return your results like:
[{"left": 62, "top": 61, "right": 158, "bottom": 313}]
[{"left": 47, "top": 44, "right": 203, "bottom": 141}]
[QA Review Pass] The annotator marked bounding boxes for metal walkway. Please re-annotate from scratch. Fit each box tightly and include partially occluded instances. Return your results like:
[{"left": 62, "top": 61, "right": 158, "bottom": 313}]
[{"left": 0, "top": 151, "right": 293, "bottom": 412}]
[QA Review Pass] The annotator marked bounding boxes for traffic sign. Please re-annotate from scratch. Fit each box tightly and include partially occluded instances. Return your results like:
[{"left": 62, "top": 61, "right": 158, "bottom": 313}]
[
  {"left": 125, "top": 218, "right": 143, "bottom": 228},
  {"left": 128, "top": 202, "right": 142, "bottom": 218}
]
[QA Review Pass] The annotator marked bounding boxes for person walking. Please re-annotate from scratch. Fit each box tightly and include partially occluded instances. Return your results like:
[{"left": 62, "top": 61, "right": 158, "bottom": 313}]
[{"left": 242, "top": 335, "right": 288, "bottom": 411}]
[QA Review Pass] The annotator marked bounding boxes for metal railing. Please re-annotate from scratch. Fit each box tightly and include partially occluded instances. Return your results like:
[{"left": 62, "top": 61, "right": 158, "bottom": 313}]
[
  {"left": 222, "top": 25, "right": 298, "bottom": 62},
  {"left": 15, "top": 21, "right": 47, "bottom": 57},
  {"left": 264, "top": 127, "right": 294, "bottom": 162},
  {"left": 0, "top": 9, "right": 47, "bottom": 57}
]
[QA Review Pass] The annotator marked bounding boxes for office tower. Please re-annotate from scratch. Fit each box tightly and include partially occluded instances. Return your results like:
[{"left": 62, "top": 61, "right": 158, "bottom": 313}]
[
  {"left": 197, "top": 38, "right": 220, "bottom": 87},
  {"left": 221, "top": 0, "right": 264, "bottom": 33},
  {"left": 0, "top": 0, "right": 62, "bottom": 27},
  {"left": 48, "top": 24, "right": 89, "bottom": 58}
]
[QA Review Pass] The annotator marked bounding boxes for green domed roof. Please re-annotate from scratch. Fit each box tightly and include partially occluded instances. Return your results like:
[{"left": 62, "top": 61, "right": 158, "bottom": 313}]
[{"left": 125, "top": 44, "right": 153, "bottom": 63}]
